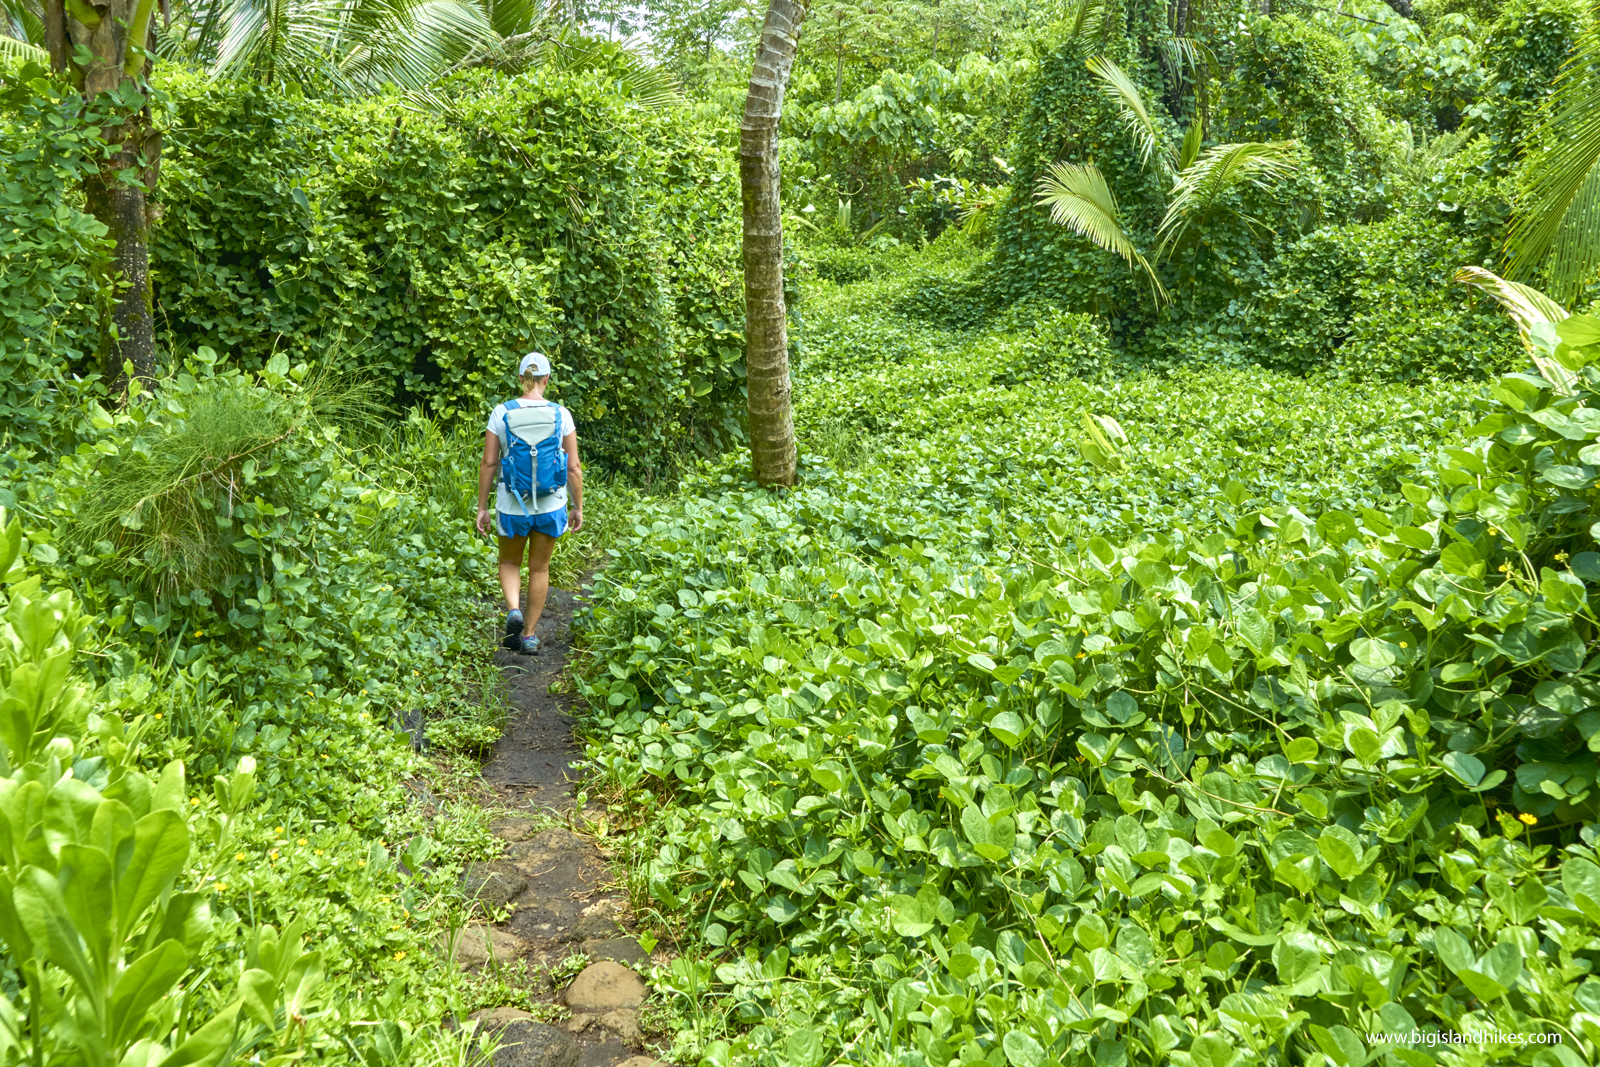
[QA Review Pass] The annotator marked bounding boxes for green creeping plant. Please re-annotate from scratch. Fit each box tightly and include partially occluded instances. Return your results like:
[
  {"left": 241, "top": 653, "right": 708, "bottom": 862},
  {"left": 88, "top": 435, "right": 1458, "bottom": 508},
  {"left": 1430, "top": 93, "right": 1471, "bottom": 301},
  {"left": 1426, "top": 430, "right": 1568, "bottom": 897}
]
[
  {"left": 576, "top": 266, "right": 1600, "bottom": 1066},
  {"left": 0, "top": 516, "right": 322, "bottom": 1067}
]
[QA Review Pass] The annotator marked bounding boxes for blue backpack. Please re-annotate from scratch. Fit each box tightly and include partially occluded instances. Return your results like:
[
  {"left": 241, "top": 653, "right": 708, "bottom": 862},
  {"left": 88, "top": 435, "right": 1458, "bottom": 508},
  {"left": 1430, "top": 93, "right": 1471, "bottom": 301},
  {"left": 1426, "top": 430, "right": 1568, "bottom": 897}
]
[{"left": 498, "top": 400, "right": 568, "bottom": 511}]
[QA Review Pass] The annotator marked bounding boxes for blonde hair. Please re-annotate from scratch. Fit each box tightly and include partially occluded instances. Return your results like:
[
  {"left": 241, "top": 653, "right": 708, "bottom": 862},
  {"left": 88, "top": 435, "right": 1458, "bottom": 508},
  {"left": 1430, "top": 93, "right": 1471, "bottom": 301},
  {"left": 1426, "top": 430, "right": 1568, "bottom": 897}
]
[{"left": 519, "top": 370, "right": 550, "bottom": 392}]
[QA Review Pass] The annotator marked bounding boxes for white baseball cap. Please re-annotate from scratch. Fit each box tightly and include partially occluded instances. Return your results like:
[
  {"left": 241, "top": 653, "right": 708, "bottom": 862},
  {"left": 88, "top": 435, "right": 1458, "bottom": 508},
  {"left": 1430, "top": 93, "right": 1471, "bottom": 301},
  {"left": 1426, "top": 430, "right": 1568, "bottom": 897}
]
[{"left": 518, "top": 351, "right": 551, "bottom": 376}]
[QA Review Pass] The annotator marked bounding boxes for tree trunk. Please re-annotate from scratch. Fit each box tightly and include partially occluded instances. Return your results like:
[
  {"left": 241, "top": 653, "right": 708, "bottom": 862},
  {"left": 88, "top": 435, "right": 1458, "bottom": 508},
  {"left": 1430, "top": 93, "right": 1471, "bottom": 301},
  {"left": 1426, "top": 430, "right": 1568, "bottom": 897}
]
[
  {"left": 86, "top": 113, "right": 160, "bottom": 388},
  {"left": 62, "top": 0, "right": 162, "bottom": 387},
  {"left": 932, "top": 1, "right": 939, "bottom": 63},
  {"left": 741, "top": 0, "right": 808, "bottom": 488},
  {"left": 43, "top": 0, "right": 68, "bottom": 72}
]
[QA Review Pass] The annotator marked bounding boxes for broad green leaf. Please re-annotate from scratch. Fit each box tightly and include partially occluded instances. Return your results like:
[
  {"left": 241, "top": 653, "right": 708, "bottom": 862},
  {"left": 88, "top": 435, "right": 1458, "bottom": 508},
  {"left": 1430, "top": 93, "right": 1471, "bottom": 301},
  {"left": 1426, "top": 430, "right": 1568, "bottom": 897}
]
[
  {"left": 1562, "top": 858, "right": 1600, "bottom": 923},
  {"left": 111, "top": 940, "right": 189, "bottom": 1046},
  {"left": 1317, "top": 826, "right": 1364, "bottom": 880},
  {"left": 118, "top": 810, "right": 191, "bottom": 936},
  {"left": 1285, "top": 738, "right": 1318, "bottom": 764},
  {"left": 987, "top": 711, "right": 1027, "bottom": 748},
  {"left": 155, "top": 1000, "right": 240, "bottom": 1067},
  {"left": 890, "top": 894, "right": 936, "bottom": 937},
  {"left": 1002, "top": 1030, "right": 1044, "bottom": 1067},
  {"left": 1309, "top": 1024, "right": 1369, "bottom": 1067},
  {"left": 1073, "top": 913, "right": 1107, "bottom": 950},
  {"left": 1439, "top": 752, "right": 1485, "bottom": 787},
  {"left": 786, "top": 1028, "right": 823, "bottom": 1067},
  {"left": 1433, "top": 928, "right": 1474, "bottom": 976},
  {"left": 239, "top": 967, "right": 277, "bottom": 1028},
  {"left": 1189, "top": 1035, "right": 1238, "bottom": 1067},
  {"left": 961, "top": 805, "right": 1016, "bottom": 861},
  {"left": 1272, "top": 931, "right": 1321, "bottom": 985}
]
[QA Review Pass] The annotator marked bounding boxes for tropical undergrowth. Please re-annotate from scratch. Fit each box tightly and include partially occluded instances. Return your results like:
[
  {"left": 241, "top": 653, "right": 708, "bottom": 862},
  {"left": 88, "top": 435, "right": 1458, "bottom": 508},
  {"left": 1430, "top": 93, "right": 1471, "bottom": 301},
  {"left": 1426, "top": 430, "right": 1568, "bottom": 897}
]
[
  {"left": 576, "top": 254, "right": 1600, "bottom": 1067},
  {"left": 0, "top": 353, "right": 525, "bottom": 1064}
]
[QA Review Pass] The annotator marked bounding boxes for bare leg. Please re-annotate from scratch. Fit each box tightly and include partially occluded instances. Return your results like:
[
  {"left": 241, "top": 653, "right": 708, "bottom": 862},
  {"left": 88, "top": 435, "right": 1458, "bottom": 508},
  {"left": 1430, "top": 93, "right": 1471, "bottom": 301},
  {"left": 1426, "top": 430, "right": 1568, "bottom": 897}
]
[
  {"left": 497, "top": 535, "right": 528, "bottom": 611},
  {"left": 523, "top": 532, "right": 558, "bottom": 635}
]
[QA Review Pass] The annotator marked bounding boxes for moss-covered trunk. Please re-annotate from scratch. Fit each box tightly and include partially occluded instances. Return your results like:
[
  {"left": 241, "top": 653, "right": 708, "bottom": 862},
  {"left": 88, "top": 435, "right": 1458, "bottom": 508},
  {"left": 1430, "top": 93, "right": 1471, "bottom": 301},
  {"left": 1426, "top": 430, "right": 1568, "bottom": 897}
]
[{"left": 49, "top": 0, "right": 161, "bottom": 387}]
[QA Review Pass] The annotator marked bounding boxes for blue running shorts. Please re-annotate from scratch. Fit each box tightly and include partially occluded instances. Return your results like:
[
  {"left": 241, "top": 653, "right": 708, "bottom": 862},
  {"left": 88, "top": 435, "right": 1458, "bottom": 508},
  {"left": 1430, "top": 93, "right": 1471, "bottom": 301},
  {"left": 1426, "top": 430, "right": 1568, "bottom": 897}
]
[{"left": 496, "top": 507, "right": 568, "bottom": 539}]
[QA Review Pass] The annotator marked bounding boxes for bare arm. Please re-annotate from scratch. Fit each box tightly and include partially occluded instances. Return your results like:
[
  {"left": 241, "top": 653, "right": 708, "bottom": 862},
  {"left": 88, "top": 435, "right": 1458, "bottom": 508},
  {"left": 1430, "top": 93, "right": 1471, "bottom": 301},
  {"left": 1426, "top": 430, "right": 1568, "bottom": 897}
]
[
  {"left": 564, "top": 431, "right": 583, "bottom": 531},
  {"left": 476, "top": 431, "right": 499, "bottom": 535}
]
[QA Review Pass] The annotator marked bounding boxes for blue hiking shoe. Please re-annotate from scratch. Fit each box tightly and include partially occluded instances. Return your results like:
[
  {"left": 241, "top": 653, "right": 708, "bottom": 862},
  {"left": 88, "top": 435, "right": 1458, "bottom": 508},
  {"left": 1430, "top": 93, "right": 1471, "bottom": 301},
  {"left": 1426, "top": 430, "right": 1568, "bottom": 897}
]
[
  {"left": 520, "top": 635, "right": 542, "bottom": 655},
  {"left": 502, "top": 610, "right": 524, "bottom": 651}
]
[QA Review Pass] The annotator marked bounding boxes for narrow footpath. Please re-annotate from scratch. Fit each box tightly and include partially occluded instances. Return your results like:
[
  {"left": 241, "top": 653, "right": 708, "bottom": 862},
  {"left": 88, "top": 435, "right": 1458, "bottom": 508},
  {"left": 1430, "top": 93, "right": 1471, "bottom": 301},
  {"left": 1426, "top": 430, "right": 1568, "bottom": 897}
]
[{"left": 448, "top": 586, "right": 663, "bottom": 1067}]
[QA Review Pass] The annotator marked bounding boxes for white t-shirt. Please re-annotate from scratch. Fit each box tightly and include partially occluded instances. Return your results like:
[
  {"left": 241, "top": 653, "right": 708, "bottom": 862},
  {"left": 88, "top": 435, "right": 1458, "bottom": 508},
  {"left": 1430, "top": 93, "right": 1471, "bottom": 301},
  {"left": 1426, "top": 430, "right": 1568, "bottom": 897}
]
[{"left": 487, "top": 400, "right": 575, "bottom": 515}]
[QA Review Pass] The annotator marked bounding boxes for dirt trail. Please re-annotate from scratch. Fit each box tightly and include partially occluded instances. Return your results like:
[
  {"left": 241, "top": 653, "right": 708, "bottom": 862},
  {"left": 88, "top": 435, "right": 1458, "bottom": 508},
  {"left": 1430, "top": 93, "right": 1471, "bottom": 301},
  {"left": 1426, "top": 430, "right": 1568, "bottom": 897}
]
[{"left": 449, "top": 587, "right": 661, "bottom": 1067}]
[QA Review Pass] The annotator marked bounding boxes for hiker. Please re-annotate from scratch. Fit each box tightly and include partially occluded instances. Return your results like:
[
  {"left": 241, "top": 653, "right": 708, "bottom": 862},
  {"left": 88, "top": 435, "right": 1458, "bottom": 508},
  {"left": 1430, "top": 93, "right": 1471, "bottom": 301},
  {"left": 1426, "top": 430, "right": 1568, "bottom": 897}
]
[{"left": 476, "top": 352, "right": 584, "bottom": 654}]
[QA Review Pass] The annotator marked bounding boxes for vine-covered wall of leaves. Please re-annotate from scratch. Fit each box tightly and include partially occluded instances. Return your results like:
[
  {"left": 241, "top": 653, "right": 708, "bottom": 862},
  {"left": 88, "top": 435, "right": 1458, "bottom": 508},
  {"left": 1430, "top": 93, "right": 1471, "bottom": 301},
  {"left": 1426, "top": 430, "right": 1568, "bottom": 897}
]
[{"left": 148, "top": 69, "right": 746, "bottom": 476}]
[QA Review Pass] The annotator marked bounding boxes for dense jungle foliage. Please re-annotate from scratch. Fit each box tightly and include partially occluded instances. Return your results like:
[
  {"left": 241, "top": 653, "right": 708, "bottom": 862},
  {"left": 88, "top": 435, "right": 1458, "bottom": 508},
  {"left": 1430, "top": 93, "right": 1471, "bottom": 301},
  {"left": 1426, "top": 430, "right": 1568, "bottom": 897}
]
[{"left": 4, "top": 0, "right": 1600, "bottom": 1066}]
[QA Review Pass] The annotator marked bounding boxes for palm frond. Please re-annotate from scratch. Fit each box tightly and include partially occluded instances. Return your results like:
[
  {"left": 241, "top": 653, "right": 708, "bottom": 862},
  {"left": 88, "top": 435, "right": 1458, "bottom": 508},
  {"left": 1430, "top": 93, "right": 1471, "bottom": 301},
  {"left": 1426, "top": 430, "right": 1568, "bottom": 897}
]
[
  {"left": 0, "top": 32, "right": 46, "bottom": 62},
  {"left": 1178, "top": 115, "right": 1203, "bottom": 171},
  {"left": 1156, "top": 140, "right": 1299, "bottom": 257},
  {"left": 1155, "top": 34, "right": 1216, "bottom": 81},
  {"left": 2, "top": 0, "right": 42, "bottom": 44},
  {"left": 1455, "top": 265, "right": 1576, "bottom": 391},
  {"left": 450, "top": 23, "right": 679, "bottom": 108},
  {"left": 212, "top": 0, "right": 350, "bottom": 87},
  {"left": 1087, "top": 54, "right": 1168, "bottom": 176},
  {"left": 1036, "top": 161, "right": 1167, "bottom": 305},
  {"left": 1504, "top": 27, "right": 1600, "bottom": 304},
  {"left": 338, "top": 0, "right": 494, "bottom": 90}
]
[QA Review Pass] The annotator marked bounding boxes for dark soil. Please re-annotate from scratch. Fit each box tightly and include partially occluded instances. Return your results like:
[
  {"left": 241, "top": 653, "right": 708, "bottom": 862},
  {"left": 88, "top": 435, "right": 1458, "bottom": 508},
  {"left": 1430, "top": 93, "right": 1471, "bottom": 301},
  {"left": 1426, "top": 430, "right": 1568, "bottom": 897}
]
[
  {"left": 463, "top": 585, "right": 664, "bottom": 1067},
  {"left": 481, "top": 587, "right": 585, "bottom": 806}
]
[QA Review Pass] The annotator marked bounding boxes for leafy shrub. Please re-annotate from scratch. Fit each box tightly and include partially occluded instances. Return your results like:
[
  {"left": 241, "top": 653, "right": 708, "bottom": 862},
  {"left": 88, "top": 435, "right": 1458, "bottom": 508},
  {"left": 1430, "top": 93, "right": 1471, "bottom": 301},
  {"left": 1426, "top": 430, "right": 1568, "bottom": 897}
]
[
  {"left": 1340, "top": 7, "right": 1488, "bottom": 132},
  {"left": 1218, "top": 14, "right": 1400, "bottom": 223},
  {"left": 576, "top": 262, "right": 1600, "bottom": 1066},
  {"left": 146, "top": 67, "right": 744, "bottom": 476},
  {"left": 987, "top": 34, "right": 1167, "bottom": 323},
  {"left": 1469, "top": 0, "right": 1594, "bottom": 170},
  {"left": 1226, "top": 215, "right": 1521, "bottom": 379},
  {"left": 28, "top": 354, "right": 485, "bottom": 784},
  {"left": 0, "top": 516, "right": 454, "bottom": 1067},
  {"left": 0, "top": 68, "right": 112, "bottom": 445}
]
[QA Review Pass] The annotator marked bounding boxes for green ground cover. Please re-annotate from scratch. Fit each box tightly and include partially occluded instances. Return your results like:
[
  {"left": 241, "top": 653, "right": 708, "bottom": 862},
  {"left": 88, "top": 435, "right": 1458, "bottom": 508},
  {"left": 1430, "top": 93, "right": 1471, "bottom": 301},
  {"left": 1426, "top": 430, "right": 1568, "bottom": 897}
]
[{"left": 576, "top": 246, "right": 1600, "bottom": 1067}]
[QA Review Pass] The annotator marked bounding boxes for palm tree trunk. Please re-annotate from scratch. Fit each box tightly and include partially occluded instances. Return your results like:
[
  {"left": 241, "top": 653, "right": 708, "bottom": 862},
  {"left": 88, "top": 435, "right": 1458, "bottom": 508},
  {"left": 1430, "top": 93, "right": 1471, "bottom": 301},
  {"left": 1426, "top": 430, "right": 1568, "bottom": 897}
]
[
  {"left": 741, "top": 0, "right": 809, "bottom": 488},
  {"left": 43, "top": 0, "right": 68, "bottom": 71},
  {"left": 62, "top": 0, "right": 162, "bottom": 387}
]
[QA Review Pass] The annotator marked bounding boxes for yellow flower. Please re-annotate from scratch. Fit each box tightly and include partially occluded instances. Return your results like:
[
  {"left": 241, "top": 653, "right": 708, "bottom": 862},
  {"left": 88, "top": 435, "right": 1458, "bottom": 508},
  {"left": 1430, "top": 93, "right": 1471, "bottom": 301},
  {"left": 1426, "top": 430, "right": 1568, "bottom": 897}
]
[
  {"left": 214, "top": 883, "right": 226, "bottom": 891},
  {"left": 1498, "top": 563, "right": 1511, "bottom": 573},
  {"left": 359, "top": 860, "right": 367, "bottom": 867},
  {"left": 321, "top": 754, "right": 329, "bottom": 760},
  {"left": 1518, "top": 812, "right": 1538, "bottom": 826},
  {"left": 392, "top": 951, "right": 407, "bottom": 961},
  {"left": 315, "top": 849, "right": 324, "bottom": 855},
  {"left": 275, "top": 826, "right": 284, "bottom": 833},
  {"left": 269, "top": 849, "right": 280, "bottom": 859},
  {"left": 235, "top": 852, "right": 247, "bottom": 861},
  {"left": 1556, "top": 551, "right": 1570, "bottom": 562},
  {"left": 298, "top": 838, "right": 307, "bottom": 846},
  {"left": 194, "top": 631, "right": 203, "bottom": 637},
  {"left": 258, "top": 646, "right": 265, "bottom": 651},
  {"left": 1399, "top": 642, "right": 1408, "bottom": 649},
  {"left": 189, "top": 798, "right": 200, "bottom": 806},
  {"left": 154, "top": 713, "right": 163, "bottom": 720}
]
